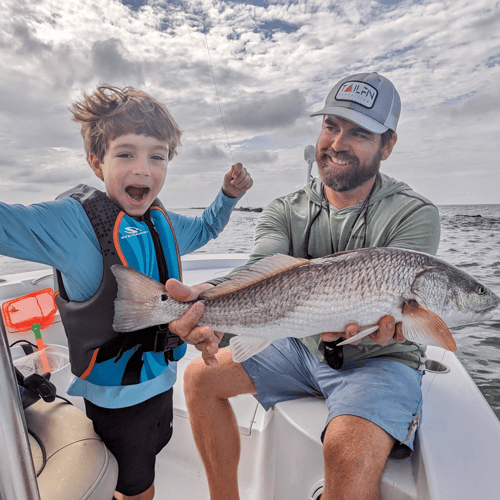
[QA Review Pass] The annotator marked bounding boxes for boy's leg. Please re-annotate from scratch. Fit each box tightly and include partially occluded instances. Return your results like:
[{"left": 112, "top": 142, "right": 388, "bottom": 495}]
[
  {"left": 113, "top": 483, "right": 154, "bottom": 500},
  {"left": 184, "top": 348, "right": 257, "bottom": 500},
  {"left": 84, "top": 388, "right": 174, "bottom": 499}
]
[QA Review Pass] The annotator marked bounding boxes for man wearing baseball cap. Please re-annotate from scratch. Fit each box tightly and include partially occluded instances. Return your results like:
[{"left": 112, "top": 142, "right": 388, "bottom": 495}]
[{"left": 170, "top": 72, "right": 440, "bottom": 500}]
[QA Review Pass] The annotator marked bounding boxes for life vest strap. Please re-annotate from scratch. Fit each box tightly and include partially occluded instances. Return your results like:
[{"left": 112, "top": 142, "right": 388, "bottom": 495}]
[{"left": 95, "top": 326, "right": 185, "bottom": 364}]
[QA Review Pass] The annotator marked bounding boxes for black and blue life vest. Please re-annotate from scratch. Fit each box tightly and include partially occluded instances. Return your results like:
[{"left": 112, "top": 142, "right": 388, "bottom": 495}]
[{"left": 54, "top": 185, "right": 186, "bottom": 386}]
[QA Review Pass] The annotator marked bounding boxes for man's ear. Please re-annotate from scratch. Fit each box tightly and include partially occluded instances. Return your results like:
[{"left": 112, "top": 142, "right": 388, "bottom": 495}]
[
  {"left": 381, "top": 132, "right": 398, "bottom": 161},
  {"left": 88, "top": 153, "right": 104, "bottom": 181}
]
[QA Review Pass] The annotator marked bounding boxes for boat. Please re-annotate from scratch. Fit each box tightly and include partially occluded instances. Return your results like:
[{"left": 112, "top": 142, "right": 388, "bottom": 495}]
[{"left": 1, "top": 253, "right": 500, "bottom": 500}]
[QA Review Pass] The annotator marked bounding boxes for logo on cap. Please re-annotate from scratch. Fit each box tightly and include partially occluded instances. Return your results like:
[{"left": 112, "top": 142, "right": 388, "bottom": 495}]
[{"left": 336, "top": 81, "right": 378, "bottom": 109}]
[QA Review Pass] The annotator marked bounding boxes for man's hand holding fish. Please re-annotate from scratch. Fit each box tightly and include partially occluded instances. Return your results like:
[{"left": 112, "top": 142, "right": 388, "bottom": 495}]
[
  {"left": 166, "top": 280, "right": 222, "bottom": 367},
  {"left": 320, "top": 316, "right": 406, "bottom": 346}
]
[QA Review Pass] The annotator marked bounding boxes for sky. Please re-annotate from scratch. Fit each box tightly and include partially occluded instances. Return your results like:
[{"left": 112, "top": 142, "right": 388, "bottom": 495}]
[{"left": 0, "top": 0, "right": 499, "bottom": 209}]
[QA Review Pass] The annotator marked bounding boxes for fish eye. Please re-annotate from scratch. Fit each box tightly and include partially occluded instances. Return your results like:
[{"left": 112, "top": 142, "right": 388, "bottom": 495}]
[
  {"left": 475, "top": 285, "right": 486, "bottom": 295},
  {"left": 161, "top": 294, "right": 168, "bottom": 301}
]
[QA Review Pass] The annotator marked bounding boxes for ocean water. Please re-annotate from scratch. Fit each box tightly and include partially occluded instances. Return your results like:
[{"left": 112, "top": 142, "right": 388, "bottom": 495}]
[{"left": 0, "top": 205, "right": 499, "bottom": 419}]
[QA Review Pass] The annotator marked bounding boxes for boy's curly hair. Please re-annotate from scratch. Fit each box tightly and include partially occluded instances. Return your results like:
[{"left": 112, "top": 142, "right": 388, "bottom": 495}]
[{"left": 70, "top": 85, "right": 182, "bottom": 162}]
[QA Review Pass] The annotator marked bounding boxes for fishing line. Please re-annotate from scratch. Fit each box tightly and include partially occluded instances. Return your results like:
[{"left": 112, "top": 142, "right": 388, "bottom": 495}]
[
  {"left": 203, "top": 31, "right": 251, "bottom": 207},
  {"left": 204, "top": 33, "right": 234, "bottom": 164},
  {"left": 422, "top": 348, "right": 447, "bottom": 403}
]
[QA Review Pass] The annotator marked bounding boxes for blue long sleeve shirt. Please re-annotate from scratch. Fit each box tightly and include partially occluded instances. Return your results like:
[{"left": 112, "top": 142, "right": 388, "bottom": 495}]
[{"left": 0, "top": 188, "right": 240, "bottom": 407}]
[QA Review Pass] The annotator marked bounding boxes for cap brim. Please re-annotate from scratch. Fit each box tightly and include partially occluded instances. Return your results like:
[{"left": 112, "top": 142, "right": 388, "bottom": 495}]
[{"left": 311, "top": 107, "right": 389, "bottom": 134}]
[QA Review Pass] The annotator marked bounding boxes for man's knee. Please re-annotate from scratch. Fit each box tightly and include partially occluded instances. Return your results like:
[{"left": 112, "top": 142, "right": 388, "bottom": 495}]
[
  {"left": 183, "top": 348, "right": 257, "bottom": 403},
  {"left": 323, "top": 415, "right": 394, "bottom": 473},
  {"left": 184, "top": 356, "right": 212, "bottom": 404}
]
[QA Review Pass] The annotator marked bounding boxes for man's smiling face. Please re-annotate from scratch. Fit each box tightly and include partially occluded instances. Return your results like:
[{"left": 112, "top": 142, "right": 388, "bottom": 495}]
[
  {"left": 316, "top": 116, "right": 388, "bottom": 193},
  {"left": 89, "top": 133, "right": 169, "bottom": 216}
]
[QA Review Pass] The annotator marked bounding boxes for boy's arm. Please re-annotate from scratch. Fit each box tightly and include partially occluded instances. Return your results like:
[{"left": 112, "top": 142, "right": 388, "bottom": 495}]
[
  {"left": 0, "top": 199, "right": 102, "bottom": 300},
  {"left": 167, "top": 163, "right": 252, "bottom": 255},
  {"left": 221, "top": 162, "right": 253, "bottom": 200}
]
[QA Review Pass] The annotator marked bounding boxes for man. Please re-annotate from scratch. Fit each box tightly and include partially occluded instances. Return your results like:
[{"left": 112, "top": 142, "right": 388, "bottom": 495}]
[{"left": 168, "top": 72, "right": 440, "bottom": 500}]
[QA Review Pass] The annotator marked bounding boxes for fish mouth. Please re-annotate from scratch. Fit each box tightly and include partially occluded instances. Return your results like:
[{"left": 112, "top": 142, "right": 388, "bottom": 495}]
[
  {"left": 126, "top": 185, "right": 150, "bottom": 202},
  {"left": 480, "top": 305, "right": 499, "bottom": 316}
]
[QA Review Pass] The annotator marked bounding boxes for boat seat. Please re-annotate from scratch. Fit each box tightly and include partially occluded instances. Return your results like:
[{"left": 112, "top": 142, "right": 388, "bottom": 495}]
[
  {"left": 273, "top": 397, "right": 418, "bottom": 499},
  {"left": 24, "top": 399, "right": 119, "bottom": 500}
]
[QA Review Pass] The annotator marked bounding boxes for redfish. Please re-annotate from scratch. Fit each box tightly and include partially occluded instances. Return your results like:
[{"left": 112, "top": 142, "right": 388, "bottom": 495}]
[{"left": 111, "top": 247, "right": 500, "bottom": 362}]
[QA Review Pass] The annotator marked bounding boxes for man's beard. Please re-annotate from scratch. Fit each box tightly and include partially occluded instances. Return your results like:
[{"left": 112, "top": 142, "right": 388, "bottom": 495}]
[{"left": 316, "top": 147, "right": 383, "bottom": 192}]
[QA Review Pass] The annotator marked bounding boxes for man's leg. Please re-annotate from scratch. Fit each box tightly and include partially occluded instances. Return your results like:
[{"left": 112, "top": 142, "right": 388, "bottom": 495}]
[
  {"left": 316, "top": 357, "right": 423, "bottom": 500},
  {"left": 321, "top": 415, "right": 395, "bottom": 500},
  {"left": 184, "top": 348, "right": 257, "bottom": 500}
]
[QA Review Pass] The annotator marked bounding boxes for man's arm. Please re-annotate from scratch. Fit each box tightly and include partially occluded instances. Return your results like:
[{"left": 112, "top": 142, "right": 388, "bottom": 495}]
[{"left": 384, "top": 203, "right": 440, "bottom": 255}]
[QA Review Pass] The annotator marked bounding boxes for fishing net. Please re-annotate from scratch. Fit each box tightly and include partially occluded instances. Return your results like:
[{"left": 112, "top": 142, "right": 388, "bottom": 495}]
[{"left": 13, "top": 346, "right": 68, "bottom": 377}]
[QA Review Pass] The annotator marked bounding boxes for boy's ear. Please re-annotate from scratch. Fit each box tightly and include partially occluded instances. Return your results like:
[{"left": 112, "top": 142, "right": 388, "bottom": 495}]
[{"left": 88, "top": 153, "right": 104, "bottom": 181}]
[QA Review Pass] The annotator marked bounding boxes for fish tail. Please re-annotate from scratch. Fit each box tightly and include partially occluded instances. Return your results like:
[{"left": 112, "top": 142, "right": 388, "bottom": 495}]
[{"left": 111, "top": 264, "right": 173, "bottom": 332}]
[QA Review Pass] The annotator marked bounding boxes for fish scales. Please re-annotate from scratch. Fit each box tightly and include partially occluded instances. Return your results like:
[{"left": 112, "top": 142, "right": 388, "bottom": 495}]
[{"left": 197, "top": 249, "right": 426, "bottom": 337}]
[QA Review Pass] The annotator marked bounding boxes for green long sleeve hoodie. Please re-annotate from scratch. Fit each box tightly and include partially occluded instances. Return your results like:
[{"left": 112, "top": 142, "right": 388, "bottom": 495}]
[{"left": 209, "top": 173, "right": 441, "bottom": 370}]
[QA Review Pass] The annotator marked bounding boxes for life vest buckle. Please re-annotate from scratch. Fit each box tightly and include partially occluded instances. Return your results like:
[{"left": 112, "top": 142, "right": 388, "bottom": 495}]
[{"left": 153, "top": 325, "right": 184, "bottom": 353}]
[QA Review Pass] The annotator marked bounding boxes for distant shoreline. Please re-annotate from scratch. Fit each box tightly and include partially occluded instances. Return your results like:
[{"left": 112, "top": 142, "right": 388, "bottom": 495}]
[{"left": 190, "top": 206, "right": 263, "bottom": 212}]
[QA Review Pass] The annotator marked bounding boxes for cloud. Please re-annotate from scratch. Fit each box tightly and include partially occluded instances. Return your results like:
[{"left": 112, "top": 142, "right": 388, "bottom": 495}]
[
  {"left": 0, "top": 0, "right": 499, "bottom": 207},
  {"left": 224, "top": 89, "right": 307, "bottom": 131},
  {"left": 439, "top": 91, "right": 500, "bottom": 119},
  {"left": 91, "top": 38, "right": 145, "bottom": 85},
  {"left": 9, "top": 20, "right": 53, "bottom": 55}
]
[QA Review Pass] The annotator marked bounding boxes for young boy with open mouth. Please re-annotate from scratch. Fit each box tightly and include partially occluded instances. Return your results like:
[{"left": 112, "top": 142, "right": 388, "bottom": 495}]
[{"left": 0, "top": 84, "right": 252, "bottom": 500}]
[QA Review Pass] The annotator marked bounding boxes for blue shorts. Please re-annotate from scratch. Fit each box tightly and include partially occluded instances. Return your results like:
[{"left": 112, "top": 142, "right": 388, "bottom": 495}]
[{"left": 241, "top": 338, "right": 423, "bottom": 456}]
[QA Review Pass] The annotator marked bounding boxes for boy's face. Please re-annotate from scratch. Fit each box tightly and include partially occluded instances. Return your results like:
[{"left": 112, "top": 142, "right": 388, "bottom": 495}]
[{"left": 89, "top": 134, "right": 169, "bottom": 216}]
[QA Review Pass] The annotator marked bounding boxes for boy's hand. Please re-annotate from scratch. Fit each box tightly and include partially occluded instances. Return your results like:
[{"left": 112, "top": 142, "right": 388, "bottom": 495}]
[
  {"left": 222, "top": 163, "right": 253, "bottom": 199},
  {"left": 320, "top": 315, "right": 405, "bottom": 346},
  {"left": 166, "top": 279, "right": 223, "bottom": 367}
]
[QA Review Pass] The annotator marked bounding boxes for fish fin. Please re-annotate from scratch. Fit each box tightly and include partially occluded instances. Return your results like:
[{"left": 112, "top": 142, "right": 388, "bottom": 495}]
[
  {"left": 402, "top": 300, "right": 457, "bottom": 351},
  {"left": 111, "top": 265, "right": 167, "bottom": 332},
  {"left": 336, "top": 325, "right": 380, "bottom": 346},
  {"left": 229, "top": 336, "right": 273, "bottom": 363},
  {"left": 200, "top": 254, "right": 309, "bottom": 299}
]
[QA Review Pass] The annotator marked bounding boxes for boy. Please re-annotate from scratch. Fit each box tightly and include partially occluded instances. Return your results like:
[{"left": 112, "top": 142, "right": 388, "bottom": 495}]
[{"left": 0, "top": 85, "right": 252, "bottom": 500}]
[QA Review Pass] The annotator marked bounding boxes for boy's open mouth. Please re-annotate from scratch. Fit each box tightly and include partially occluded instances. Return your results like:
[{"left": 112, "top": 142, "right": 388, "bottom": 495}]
[{"left": 126, "top": 186, "right": 150, "bottom": 201}]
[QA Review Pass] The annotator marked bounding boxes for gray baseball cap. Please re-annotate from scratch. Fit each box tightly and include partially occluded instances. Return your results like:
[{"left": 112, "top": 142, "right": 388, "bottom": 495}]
[{"left": 311, "top": 72, "right": 401, "bottom": 133}]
